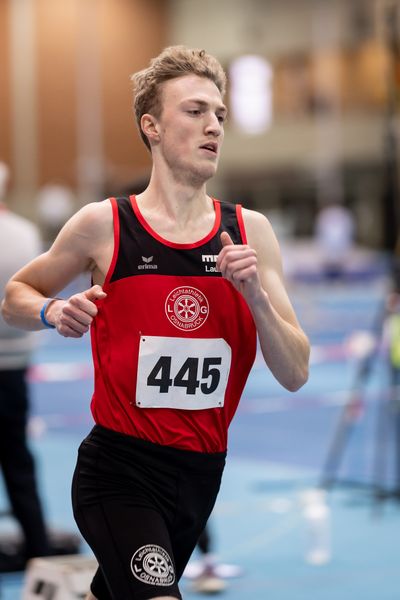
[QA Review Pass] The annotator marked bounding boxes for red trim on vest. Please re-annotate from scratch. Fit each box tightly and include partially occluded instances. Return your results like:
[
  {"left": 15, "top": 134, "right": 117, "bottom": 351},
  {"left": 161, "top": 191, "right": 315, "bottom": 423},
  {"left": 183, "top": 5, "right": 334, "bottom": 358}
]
[
  {"left": 129, "top": 195, "right": 221, "bottom": 249},
  {"left": 104, "top": 198, "right": 120, "bottom": 286},
  {"left": 236, "top": 204, "right": 247, "bottom": 244}
]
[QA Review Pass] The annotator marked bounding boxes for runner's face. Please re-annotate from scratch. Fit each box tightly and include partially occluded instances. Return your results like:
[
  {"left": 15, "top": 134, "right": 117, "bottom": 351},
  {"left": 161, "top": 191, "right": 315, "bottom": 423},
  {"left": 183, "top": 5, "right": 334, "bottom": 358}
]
[{"left": 156, "top": 75, "right": 226, "bottom": 185}]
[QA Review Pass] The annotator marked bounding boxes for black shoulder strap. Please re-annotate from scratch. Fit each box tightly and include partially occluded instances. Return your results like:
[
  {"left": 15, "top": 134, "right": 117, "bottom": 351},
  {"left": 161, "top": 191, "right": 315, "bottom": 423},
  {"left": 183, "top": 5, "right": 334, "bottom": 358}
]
[{"left": 218, "top": 200, "right": 245, "bottom": 244}]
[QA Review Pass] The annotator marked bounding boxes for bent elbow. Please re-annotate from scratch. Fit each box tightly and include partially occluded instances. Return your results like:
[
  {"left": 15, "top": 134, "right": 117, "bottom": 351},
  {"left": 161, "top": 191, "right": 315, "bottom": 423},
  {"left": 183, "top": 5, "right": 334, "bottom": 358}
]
[
  {"left": 1, "top": 298, "right": 8, "bottom": 322},
  {"left": 286, "top": 364, "right": 309, "bottom": 392},
  {"left": 1, "top": 297, "right": 13, "bottom": 326}
]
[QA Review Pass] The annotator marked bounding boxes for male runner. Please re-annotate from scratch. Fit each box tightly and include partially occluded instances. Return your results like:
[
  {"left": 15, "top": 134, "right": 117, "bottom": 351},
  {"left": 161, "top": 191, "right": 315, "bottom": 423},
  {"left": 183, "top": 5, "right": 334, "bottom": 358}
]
[{"left": 2, "top": 46, "right": 310, "bottom": 600}]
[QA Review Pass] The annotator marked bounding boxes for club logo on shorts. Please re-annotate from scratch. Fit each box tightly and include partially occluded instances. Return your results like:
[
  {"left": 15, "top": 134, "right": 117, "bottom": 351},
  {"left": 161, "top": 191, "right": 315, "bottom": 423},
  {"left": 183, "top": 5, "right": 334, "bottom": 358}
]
[
  {"left": 165, "top": 286, "right": 209, "bottom": 331},
  {"left": 130, "top": 544, "right": 175, "bottom": 586}
]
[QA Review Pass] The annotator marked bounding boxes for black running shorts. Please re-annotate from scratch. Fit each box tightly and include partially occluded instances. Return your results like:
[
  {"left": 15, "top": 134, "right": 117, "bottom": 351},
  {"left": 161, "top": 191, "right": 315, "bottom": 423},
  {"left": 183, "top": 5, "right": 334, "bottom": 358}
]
[{"left": 71, "top": 425, "right": 226, "bottom": 600}]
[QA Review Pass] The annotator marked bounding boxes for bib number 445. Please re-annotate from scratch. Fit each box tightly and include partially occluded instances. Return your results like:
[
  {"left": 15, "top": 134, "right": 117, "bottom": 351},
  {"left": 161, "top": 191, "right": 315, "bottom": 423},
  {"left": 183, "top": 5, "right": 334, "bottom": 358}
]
[
  {"left": 147, "top": 356, "right": 222, "bottom": 395},
  {"left": 136, "top": 336, "right": 231, "bottom": 410}
]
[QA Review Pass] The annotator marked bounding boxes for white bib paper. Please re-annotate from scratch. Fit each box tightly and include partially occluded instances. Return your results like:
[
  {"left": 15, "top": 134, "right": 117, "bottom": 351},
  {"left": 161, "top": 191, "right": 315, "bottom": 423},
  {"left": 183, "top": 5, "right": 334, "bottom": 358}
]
[{"left": 136, "top": 336, "right": 231, "bottom": 410}]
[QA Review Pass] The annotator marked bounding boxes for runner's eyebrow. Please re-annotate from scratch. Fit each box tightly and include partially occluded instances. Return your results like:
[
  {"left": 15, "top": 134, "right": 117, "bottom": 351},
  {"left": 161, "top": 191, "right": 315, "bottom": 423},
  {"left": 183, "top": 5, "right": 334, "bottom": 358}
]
[{"left": 183, "top": 99, "right": 228, "bottom": 116}]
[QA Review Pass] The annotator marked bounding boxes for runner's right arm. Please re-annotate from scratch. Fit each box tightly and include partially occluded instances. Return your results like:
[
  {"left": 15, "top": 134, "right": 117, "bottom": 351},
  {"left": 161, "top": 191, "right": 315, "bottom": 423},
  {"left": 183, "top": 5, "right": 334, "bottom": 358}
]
[{"left": 1, "top": 200, "right": 112, "bottom": 337}]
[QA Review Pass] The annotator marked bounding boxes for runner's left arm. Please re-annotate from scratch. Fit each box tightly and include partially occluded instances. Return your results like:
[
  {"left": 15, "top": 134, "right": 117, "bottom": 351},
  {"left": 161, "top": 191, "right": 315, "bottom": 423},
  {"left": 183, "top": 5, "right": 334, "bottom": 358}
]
[{"left": 217, "top": 209, "right": 309, "bottom": 392}]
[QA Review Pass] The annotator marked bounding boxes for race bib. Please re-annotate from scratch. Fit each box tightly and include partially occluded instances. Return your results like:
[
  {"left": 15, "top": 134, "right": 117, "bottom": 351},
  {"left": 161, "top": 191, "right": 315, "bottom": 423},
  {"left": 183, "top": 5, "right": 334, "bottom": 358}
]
[{"left": 136, "top": 336, "right": 231, "bottom": 410}]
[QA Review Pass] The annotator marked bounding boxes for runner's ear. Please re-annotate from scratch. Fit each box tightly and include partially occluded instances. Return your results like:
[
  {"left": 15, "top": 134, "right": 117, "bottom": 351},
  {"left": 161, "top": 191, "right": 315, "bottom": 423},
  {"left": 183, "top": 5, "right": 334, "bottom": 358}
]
[{"left": 141, "top": 114, "right": 160, "bottom": 145}]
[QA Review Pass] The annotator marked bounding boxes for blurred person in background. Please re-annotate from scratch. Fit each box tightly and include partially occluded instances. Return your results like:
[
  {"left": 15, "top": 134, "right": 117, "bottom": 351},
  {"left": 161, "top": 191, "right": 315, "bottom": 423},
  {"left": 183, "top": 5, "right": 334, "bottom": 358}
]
[
  {"left": 183, "top": 520, "right": 243, "bottom": 594},
  {"left": 315, "top": 201, "right": 355, "bottom": 279},
  {"left": 1, "top": 46, "right": 309, "bottom": 600},
  {"left": 36, "top": 183, "right": 75, "bottom": 246},
  {"left": 186, "top": 524, "right": 225, "bottom": 593},
  {"left": 0, "top": 162, "right": 50, "bottom": 568}
]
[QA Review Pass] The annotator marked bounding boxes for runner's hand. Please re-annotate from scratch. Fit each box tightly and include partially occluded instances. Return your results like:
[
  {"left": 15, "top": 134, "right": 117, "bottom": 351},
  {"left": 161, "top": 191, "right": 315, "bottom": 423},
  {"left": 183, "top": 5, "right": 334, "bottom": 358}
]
[
  {"left": 217, "top": 232, "right": 262, "bottom": 304},
  {"left": 49, "top": 285, "right": 107, "bottom": 338}
]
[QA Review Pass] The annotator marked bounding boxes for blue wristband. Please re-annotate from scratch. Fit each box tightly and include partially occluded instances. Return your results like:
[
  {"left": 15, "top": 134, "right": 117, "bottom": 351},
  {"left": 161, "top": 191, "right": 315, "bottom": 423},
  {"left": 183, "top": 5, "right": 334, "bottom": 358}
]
[{"left": 40, "top": 299, "right": 56, "bottom": 329}]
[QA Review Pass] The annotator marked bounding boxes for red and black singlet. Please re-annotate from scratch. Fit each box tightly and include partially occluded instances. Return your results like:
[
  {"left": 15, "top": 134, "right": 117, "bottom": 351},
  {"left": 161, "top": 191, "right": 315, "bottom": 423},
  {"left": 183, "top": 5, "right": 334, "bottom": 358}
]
[{"left": 90, "top": 196, "right": 257, "bottom": 453}]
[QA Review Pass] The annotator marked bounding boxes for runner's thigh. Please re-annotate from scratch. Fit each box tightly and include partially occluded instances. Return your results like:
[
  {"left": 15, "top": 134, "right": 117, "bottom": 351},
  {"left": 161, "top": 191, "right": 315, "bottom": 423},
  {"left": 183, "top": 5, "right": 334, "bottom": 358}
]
[{"left": 76, "top": 502, "right": 181, "bottom": 600}]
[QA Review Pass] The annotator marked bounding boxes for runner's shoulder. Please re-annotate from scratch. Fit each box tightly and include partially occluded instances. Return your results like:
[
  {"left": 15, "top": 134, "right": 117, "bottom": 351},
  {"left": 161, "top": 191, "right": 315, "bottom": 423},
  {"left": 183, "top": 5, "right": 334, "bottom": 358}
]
[
  {"left": 241, "top": 207, "right": 275, "bottom": 245},
  {"left": 69, "top": 199, "right": 113, "bottom": 242}
]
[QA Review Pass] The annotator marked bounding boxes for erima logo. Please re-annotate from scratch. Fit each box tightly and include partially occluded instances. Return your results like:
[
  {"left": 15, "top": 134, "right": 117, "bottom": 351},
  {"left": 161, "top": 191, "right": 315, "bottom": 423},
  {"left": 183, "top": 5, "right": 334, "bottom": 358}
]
[
  {"left": 201, "top": 255, "right": 218, "bottom": 263},
  {"left": 138, "top": 256, "right": 158, "bottom": 270}
]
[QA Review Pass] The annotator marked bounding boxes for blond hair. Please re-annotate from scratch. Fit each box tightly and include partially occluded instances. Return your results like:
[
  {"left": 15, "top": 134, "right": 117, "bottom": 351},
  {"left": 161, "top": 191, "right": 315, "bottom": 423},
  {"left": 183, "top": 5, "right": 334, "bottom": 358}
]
[{"left": 131, "top": 45, "right": 227, "bottom": 150}]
